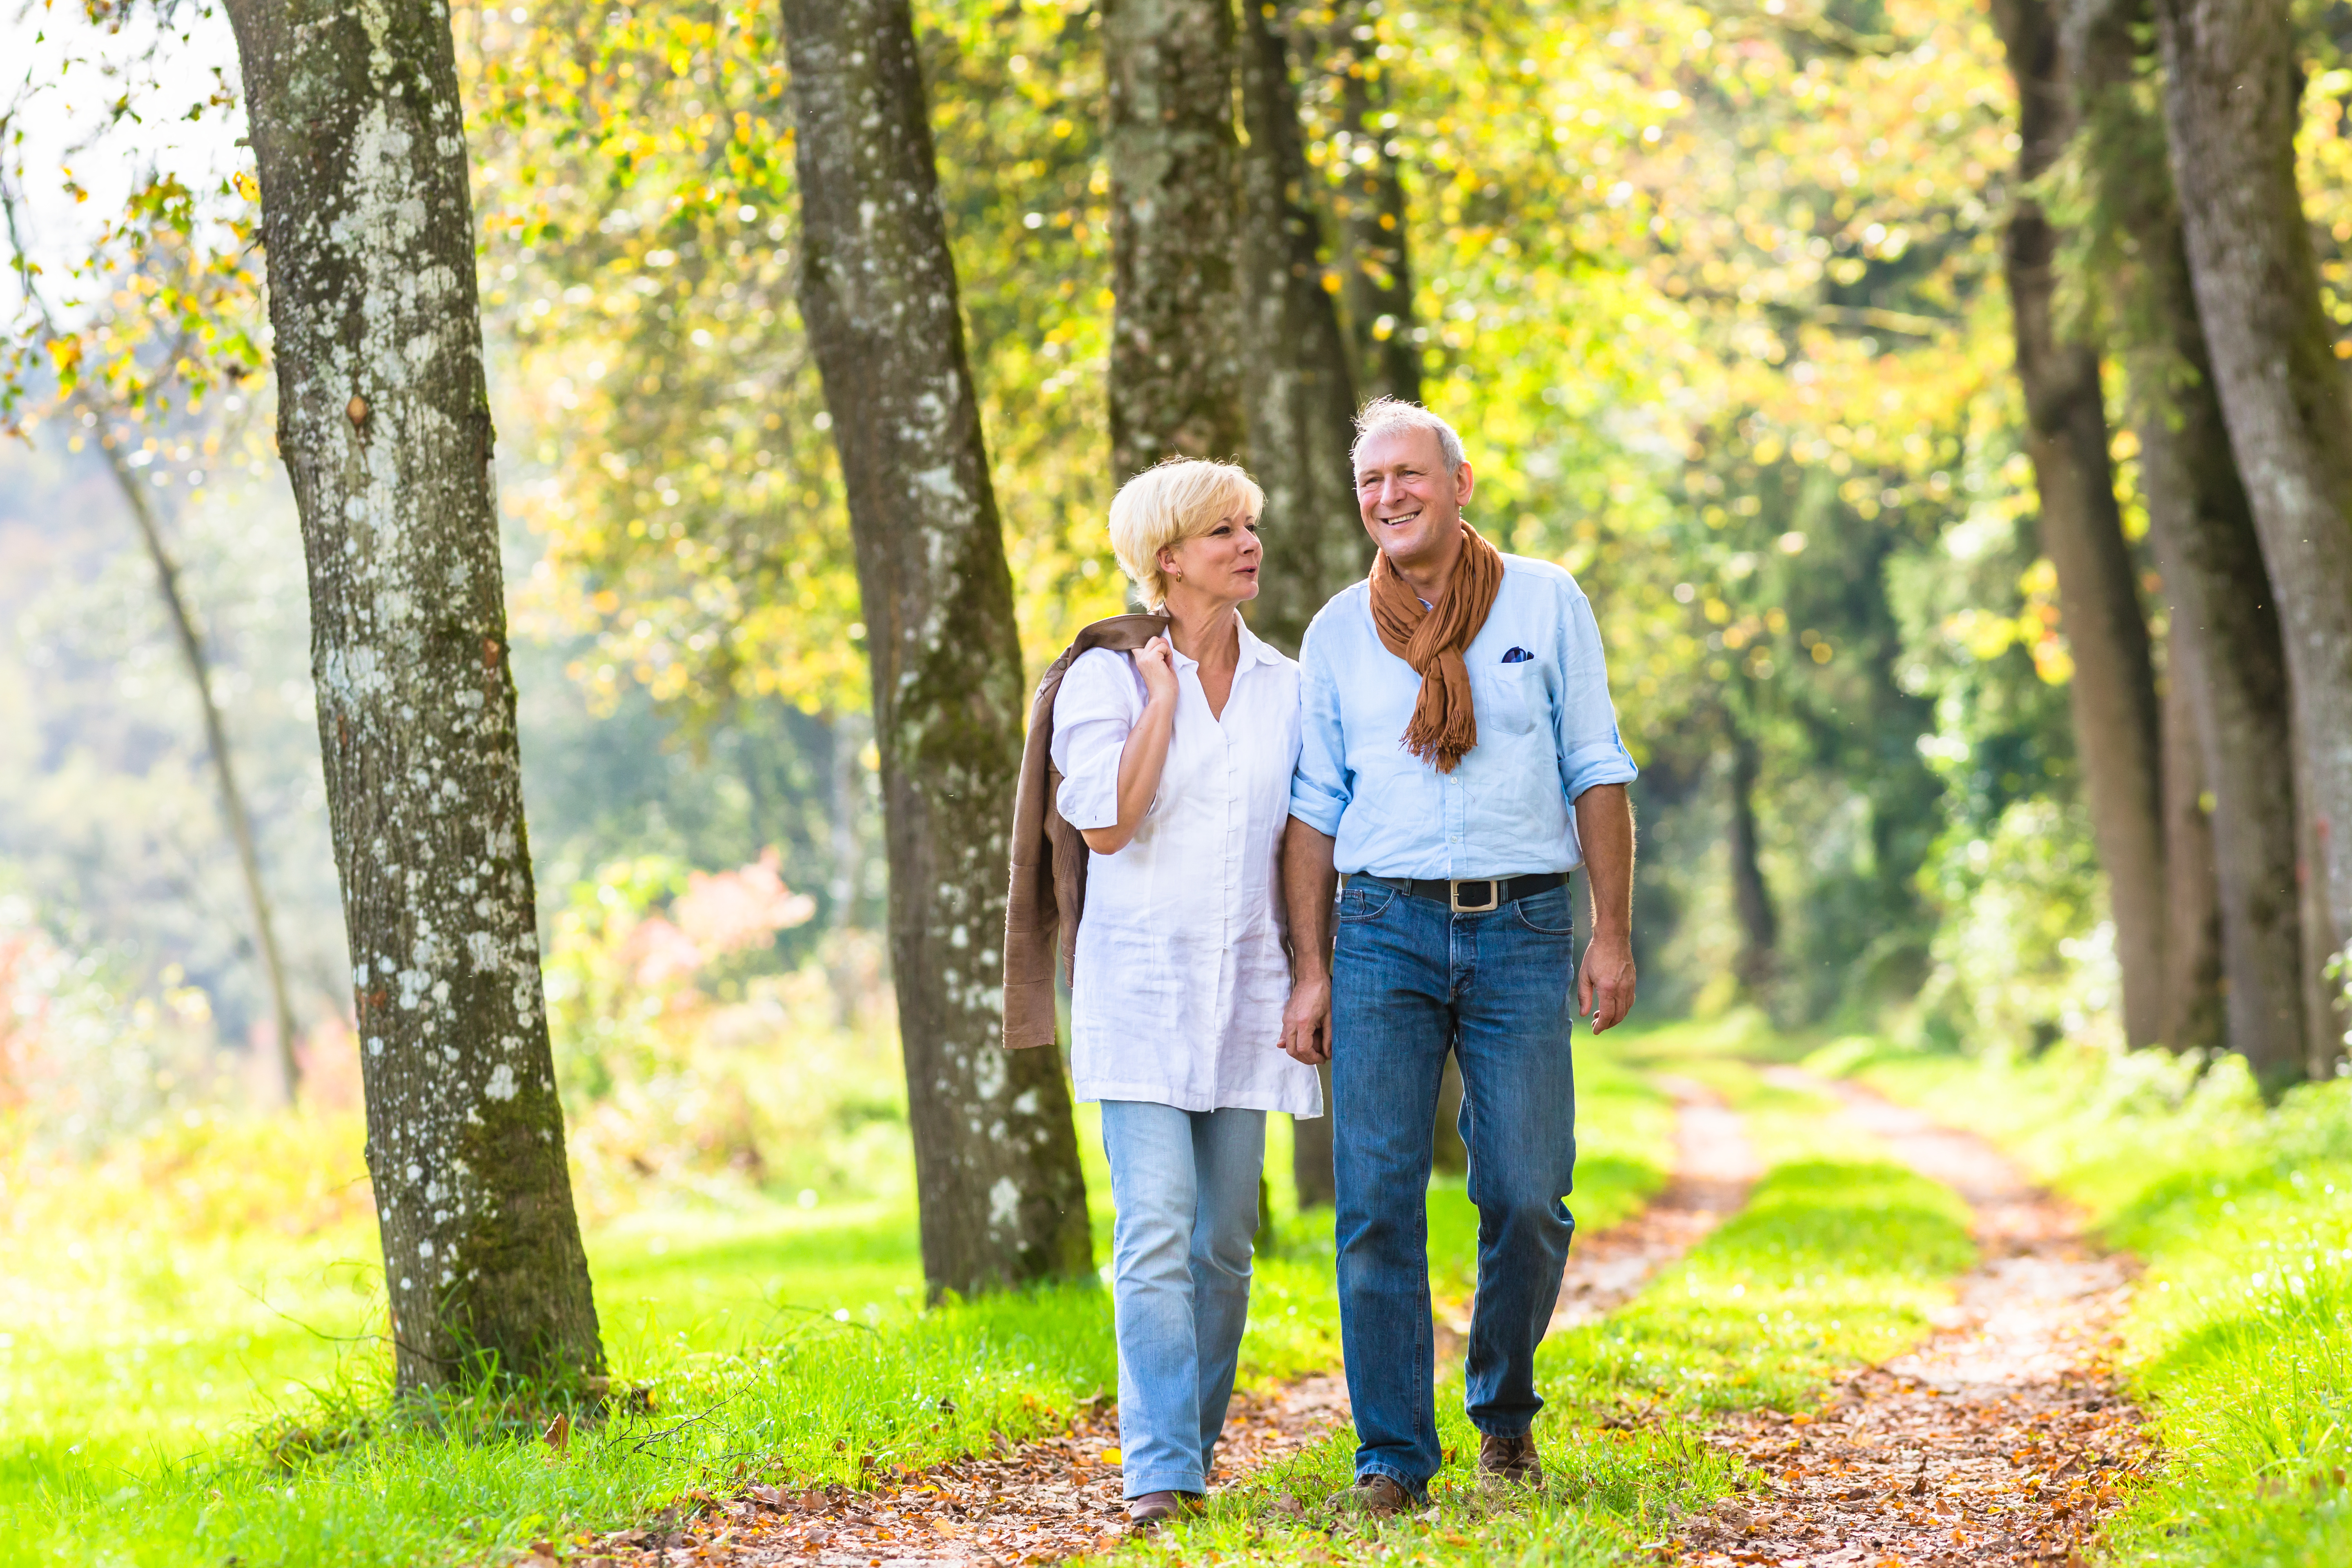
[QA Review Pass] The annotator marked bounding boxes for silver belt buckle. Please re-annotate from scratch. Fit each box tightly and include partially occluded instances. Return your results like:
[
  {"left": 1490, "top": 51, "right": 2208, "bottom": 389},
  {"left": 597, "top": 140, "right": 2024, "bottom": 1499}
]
[{"left": 1450, "top": 878, "right": 1500, "bottom": 914}]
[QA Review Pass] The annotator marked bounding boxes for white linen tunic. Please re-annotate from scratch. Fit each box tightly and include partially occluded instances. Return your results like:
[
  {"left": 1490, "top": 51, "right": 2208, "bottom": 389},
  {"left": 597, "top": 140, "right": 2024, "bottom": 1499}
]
[{"left": 1051, "top": 621, "right": 1321, "bottom": 1117}]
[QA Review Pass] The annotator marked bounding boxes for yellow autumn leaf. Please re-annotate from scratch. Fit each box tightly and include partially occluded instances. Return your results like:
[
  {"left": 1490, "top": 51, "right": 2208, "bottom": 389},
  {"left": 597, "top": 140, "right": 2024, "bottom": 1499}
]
[{"left": 232, "top": 169, "right": 260, "bottom": 203}]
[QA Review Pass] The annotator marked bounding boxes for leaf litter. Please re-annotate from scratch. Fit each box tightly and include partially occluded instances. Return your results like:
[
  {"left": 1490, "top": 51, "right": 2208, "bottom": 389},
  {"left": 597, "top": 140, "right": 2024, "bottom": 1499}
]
[{"left": 1668, "top": 1072, "right": 2152, "bottom": 1568}]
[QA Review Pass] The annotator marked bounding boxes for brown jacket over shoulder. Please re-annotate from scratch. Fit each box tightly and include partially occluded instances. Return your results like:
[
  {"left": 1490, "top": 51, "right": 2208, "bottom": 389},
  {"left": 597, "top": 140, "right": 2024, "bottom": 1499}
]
[{"left": 1001, "top": 612, "right": 1168, "bottom": 1049}]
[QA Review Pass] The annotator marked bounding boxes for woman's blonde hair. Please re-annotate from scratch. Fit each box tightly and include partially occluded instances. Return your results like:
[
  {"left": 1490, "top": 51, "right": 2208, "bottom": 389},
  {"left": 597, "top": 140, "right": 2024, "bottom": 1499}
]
[{"left": 1108, "top": 458, "right": 1265, "bottom": 612}]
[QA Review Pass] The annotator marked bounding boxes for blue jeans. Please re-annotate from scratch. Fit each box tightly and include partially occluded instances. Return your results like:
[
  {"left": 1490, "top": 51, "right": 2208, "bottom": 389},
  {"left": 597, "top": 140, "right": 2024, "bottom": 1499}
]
[
  {"left": 1331, "top": 879, "right": 1579, "bottom": 1495},
  {"left": 1100, "top": 1100, "right": 1266, "bottom": 1498}
]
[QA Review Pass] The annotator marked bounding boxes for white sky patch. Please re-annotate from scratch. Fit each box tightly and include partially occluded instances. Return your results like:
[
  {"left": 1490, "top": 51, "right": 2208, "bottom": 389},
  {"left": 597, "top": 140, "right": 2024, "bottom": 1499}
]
[{"left": 0, "top": 0, "right": 249, "bottom": 326}]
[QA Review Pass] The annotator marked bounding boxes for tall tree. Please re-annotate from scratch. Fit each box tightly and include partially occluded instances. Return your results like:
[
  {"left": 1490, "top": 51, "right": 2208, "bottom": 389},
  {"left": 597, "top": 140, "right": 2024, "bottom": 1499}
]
[
  {"left": 1236, "top": 0, "right": 1364, "bottom": 653},
  {"left": 1990, "top": 0, "right": 2171, "bottom": 1050},
  {"left": 1234, "top": 2, "right": 1363, "bottom": 1203},
  {"left": 782, "top": 0, "right": 1093, "bottom": 1296},
  {"left": 98, "top": 426, "right": 307, "bottom": 1096},
  {"left": 2156, "top": 0, "right": 2352, "bottom": 1078},
  {"left": 1104, "top": 0, "right": 1249, "bottom": 482},
  {"left": 2070, "top": 0, "right": 2305, "bottom": 1074},
  {"left": 1726, "top": 722, "right": 1779, "bottom": 1001},
  {"left": 1322, "top": 5, "right": 1421, "bottom": 406},
  {"left": 221, "top": 0, "right": 602, "bottom": 1389}
]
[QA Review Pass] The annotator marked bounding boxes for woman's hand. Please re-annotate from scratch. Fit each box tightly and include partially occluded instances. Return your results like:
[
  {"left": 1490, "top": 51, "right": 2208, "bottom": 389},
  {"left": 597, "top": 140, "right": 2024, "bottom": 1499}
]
[
  {"left": 1076, "top": 642, "right": 1179, "bottom": 856},
  {"left": 1134, "top": 635, "right": 1178, "bottom": 708}
]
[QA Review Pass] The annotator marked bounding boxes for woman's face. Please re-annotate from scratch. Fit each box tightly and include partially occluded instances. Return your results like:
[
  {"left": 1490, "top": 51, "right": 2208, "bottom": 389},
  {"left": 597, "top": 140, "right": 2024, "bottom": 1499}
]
[{"left": 1161, "top": 509, "right": 1264, "bottom": 604}]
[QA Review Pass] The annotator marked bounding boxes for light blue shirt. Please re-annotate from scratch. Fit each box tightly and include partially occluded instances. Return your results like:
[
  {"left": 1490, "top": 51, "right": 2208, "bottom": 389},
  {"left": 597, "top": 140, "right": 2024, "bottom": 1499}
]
[{"left": 1288, "top": 552, "right": 1637, "bottom": 878}]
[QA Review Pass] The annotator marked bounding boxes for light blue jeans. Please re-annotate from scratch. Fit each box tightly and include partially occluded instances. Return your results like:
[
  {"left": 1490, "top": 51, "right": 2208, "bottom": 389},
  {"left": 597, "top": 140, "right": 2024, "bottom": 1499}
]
[{"left": 1099, "top": 1100, "right": 1266, "bottom": 1499}]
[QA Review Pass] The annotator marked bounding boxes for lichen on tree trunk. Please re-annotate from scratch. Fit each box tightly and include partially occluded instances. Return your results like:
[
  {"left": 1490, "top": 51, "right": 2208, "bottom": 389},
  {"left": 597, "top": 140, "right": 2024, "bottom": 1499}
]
[
  {"left": 781, "top": 0, "right": 1092, "bottom": 1297},
  {"left": 1104, "top": 0, "right": 1249, "bottom": 484},
  {"left": 2157, "top": 0, "right": 2352, "bottom": 1079},
  {"left": 221, "top": 0, "right": 601, "bottom": 1391}
]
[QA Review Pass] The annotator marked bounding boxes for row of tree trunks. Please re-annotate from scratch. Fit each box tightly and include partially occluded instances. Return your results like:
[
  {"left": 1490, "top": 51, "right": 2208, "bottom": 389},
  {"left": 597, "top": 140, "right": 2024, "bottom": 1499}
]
[
  {"left": 783, "top": 0, "right": 1093, "bottom": 1298},
  {"left": 2157, "top": 0, "right": 2352, "bottom": 1078},
  {"left": 223, "top": 0, "right": 601, "bottom": 1391},
  {"left": 2070, "top": 0, "right": 2307, "bottom": 1078},
  {"left": 1989, "top": 0, "right": 2174, "bottom": 1054}
]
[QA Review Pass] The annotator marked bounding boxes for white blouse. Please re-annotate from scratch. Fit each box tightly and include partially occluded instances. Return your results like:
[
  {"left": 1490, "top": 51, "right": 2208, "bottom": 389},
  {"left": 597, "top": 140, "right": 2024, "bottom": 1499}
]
[{"left": 1051, "top": 620, "right": 1322, "bottom": 1117}]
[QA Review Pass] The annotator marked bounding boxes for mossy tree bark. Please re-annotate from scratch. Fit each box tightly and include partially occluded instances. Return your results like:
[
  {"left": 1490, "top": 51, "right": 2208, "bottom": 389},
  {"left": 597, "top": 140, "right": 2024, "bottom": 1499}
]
[
  {"left": 782, "top": 0, "right": 1093, "bottom": 1296},
  {"left": 221, "top": 0, "right": 601, "bottom": 1391},
  {"left": 2157, "top": 0, "right": 2352, "bottom": 1079},
  {"left": 1991, "top": 0, "right": 2170, "bottom": 1051},
  {"left": 2071, "top": 0, "right": 2304, "bottom": 1073},
  {"left": 1104, "top": 0, "right": 1249, "bottom": 483},
  {"left": 1236, "top": 0, "right": 1365, "bottom": 655}
]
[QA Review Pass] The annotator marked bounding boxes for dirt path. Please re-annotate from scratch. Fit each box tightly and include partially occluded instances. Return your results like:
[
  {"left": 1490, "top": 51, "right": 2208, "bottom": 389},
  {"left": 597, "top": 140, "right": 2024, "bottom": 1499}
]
[
  {"left": 567, "top": 1082, "right": 1751, "bottom": 1568},
  {"left": 1672, "top": 1070, "right": 2152, "bottom": 1568},
  {"left": 1549, "top": 1075, "right": 1759, "bottom": 1332}
]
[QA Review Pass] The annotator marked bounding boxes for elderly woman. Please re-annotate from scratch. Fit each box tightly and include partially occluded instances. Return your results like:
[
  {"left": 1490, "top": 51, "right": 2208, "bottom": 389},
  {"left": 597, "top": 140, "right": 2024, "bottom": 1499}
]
[{"left": 1051, "top": 458, "right": 1321, "bottom": 1525}]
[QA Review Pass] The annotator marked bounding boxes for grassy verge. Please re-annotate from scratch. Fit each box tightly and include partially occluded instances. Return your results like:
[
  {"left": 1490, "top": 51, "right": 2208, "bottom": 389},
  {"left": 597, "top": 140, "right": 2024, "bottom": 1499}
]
[
  {"left": 0, "top": 1031, "right": 1671, "bottom": 1568},
  {"left": 1822, "top": 1038, "right": 2352, "bottom": 1568},
  {"left": 1127, "top": 1020, "right": 1978, "bottom": 1566}
]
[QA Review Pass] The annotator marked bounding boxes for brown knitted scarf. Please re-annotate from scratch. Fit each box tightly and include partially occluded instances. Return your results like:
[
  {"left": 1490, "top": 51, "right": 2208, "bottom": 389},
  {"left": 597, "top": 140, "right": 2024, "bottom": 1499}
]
[{"left": 1368, "top": 521, "right": 1505, "bottom": 773}]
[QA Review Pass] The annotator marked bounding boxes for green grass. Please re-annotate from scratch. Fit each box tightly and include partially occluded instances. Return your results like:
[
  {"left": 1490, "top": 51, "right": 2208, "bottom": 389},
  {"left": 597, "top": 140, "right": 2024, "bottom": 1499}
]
[
  {"left": 1827, "top": 1038, "right": 2352, "bottom": 1568},
  {"left": 0, "top": 1030, "right": 1679, "bottom": 1568}
]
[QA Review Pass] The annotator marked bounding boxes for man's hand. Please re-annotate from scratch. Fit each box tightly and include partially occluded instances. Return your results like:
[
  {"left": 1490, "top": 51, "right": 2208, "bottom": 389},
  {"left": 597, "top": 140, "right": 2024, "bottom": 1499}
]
[
  {"left": 1281, "top": 972, "right": 1332, "bottom": 1064},
  {"left": 1572, "top": 783, "right": 1637, "bottom": 1033},
  {"left": 1576, "top": 931, "right": 1636, "bottom": 1033},
  {"left": 1279, "top": 817, "right": 1340, "bottom": 1064}
]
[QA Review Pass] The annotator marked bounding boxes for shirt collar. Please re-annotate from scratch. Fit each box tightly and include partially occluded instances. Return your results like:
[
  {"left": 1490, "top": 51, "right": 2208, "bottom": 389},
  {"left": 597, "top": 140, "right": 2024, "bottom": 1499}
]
[{"left": 1165, "top": 613, "right": 1272, "bottom": 675}]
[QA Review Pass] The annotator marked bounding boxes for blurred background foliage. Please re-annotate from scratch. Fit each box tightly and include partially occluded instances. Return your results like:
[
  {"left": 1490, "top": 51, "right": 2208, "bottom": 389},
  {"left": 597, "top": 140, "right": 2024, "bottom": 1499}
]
[{"left": 13, "top": 0, "right": 2352, "bottom": 1181}]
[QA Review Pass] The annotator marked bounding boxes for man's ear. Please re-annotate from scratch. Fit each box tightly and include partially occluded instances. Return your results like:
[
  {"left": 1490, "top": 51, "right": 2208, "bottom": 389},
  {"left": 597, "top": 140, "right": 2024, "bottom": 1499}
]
[{"left": 1453, "top": 462, "right": 1475, "bottom": 507}]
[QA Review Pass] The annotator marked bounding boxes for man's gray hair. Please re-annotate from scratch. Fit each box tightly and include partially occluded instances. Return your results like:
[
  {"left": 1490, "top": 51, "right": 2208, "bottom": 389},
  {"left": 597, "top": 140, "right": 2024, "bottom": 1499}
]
[{"left": 1350, "top": 396, "right": 1466, "bottom": 475}]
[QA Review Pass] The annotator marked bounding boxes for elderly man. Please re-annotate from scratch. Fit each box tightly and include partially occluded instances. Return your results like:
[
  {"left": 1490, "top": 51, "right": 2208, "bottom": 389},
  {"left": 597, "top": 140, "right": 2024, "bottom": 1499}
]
[{"left": 1281, "top": 397, "right": 1639, "bottom": 1512}]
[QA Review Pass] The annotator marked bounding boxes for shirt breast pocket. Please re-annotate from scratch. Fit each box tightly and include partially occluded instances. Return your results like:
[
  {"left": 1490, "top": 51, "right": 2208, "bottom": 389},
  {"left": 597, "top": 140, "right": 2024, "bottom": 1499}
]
[{"left": 1476, "top": 661, "right": 1544, "bottom": 736}]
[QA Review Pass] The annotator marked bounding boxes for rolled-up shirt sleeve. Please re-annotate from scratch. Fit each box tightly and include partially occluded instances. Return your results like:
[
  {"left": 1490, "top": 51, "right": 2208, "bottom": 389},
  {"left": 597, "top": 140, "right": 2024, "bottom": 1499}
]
[
  {"left": 1554, "top": 582, "right": 1639, "bottom": 802},
  {"left": 1051, "top": 648, "right": 1141, "bottom": 831},
  {"left": 1288, "top": 621, "right": 1352, "bottom": 836}
]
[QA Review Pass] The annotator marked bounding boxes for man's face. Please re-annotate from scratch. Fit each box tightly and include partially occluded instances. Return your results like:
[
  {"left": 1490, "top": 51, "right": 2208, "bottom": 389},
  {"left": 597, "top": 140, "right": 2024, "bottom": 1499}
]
[{"left": 1354, "top": 426, "right": 1472, "bottom": 572}]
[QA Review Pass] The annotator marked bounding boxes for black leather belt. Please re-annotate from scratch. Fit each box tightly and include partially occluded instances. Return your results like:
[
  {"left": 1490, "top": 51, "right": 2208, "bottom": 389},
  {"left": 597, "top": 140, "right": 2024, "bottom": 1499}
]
[{"left": 1349, "top": 871, "right": 1568, "bottom": 914}]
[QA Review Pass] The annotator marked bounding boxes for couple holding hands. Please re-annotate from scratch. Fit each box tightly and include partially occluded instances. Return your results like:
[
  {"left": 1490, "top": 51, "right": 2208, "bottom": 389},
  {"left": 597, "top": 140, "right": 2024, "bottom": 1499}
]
[{"left": 1001, "top": 397, "right": 1639, "bottom": 1524}]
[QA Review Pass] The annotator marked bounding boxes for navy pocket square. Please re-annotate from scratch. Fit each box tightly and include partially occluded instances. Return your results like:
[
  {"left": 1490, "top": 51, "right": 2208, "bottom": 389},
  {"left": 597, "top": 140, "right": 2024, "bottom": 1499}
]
[{"left": 1500, "top": 647, "right": 1534, "bottom": 664}]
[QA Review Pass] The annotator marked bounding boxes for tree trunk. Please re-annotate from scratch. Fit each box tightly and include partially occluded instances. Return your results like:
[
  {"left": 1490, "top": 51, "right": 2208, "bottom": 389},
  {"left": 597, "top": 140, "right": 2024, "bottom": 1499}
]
[
  {"left": 1726, "top": 726, "right": 1778, "bottom": 1000},
  {"left": 1325, "top": 11, "right": 1421, "bottom": 406},
  {"left": 2072, "top": 0, "right": 2303, "bottom": 1070},
  {"left": 828, "top": 708, "right": 868, "bottom": 1029},
  {"left": 2156, "top": 633, "right": 2225, "bottom": 1053},
  {"left": 783, "top": 0, "right": 1093, "bottom": 1296},
  {"left": 1293, "top": 1059, "right": 1335, "bottom": 1207},
  {"left": 2157, "top": 0, "right": 2352, "bottom": 1080},
  {"left": 1104, "top": 0, "right": 1249, "bottom": 482},
  {"left": 1430, "top": 1052, "right": 1467, "bottom": 1176},
  {"left": 1991, "top": 0, "right": 2169, "bottom": 1051},
  {"left": 1235, "top": 0, "right": 1365, "bottom": 654},
  {"left": 91, "top": 420, "right": 303, "bottom": 1100},
  {"left": 223, "top": 0, "right": 601, "bottom": 1391}
]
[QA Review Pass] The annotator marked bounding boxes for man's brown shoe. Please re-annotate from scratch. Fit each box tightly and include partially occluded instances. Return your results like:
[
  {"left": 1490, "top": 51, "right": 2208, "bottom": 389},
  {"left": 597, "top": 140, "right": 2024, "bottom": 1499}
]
[
  {"left": 1327, "top": 1472, "right": 1417, "bottom": 1517},
  {"left": 1126, "top": 1491, "right": 1200, "bottom": 1528},
  {"left": 1479, "top": 1431, "right": 1544, "bottom": 1487}
]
